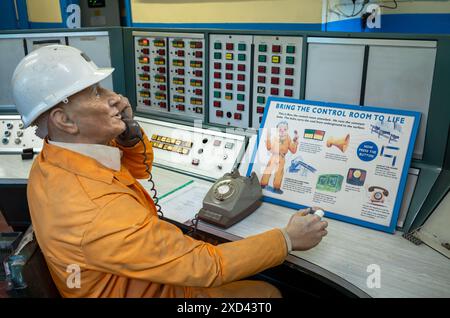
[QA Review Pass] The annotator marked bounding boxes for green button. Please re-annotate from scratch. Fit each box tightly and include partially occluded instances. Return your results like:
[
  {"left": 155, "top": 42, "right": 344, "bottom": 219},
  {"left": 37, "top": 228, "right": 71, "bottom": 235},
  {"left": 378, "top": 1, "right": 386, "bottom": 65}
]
[
  {"left": 214, "top": 42, "right": 222, "bottom": 50},
  {"left": 238, "top": 54, "right": 246, "bottom": 61},
  {"left": 237, "top": 94, "right": 245, "bottom": 101},
  {"left": 258, "top": 44, "right": 267, "bottom": 52},
  {"left": 214, "top": 91, "right": 221, "bottom": 98},
  {"left": 214, "top": 52, "right": 222, "bottom": 59},
  {"left": 258, "top": 55, "right": 267, "bottom": 63},
  {"left": 225, "top": 93, "right": 233, "bottom": 100},
  {"left": 286, "top": 56, "right": 295, "bottom": 64},
  {"left": 257, "top": 96, "right": 265, "bottom": 104},
  {"left": 238, "top": 43, "right": 246, "bottom": 51},
  {"left": 286, "top": 46, "right": 296, "bottom": 54}
]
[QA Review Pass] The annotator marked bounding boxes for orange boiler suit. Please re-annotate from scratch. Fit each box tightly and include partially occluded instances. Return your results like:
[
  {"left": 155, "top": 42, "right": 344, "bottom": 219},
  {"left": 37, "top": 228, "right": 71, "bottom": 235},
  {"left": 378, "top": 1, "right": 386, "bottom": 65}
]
[
  {"left": 260, "top": 134, "right": 298, "bottom": 190},
  {"left": 27, "top": 131, "right": 288, "bottom": 298}
]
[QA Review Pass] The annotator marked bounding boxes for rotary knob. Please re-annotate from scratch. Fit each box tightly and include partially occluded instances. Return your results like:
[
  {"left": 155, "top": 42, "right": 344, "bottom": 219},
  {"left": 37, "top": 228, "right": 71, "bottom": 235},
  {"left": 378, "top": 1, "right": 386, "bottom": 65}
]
[
  {"left": 14, "top": 138, "right": 21, "bottom": 145},
  {"left": 17, "top": 131, "right": 24, "bottom": 137}
]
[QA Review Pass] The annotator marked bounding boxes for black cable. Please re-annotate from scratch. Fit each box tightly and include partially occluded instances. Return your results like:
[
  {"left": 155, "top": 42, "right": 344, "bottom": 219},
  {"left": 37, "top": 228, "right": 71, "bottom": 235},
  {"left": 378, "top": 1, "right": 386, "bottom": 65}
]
[
  {"left": 186, "top": 213, "right": 200, "bottom": 237},
  {"left": 379, "top": 0, "right": 398, "bottom": 10},
  {"left": 138, "top": 135, "right": 164, "bottom": 219}
]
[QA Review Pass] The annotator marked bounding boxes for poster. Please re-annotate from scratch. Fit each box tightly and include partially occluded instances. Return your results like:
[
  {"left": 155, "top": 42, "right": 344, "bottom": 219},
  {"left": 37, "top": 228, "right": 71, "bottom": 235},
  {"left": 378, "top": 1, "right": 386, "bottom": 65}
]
[{"left": 247, "top": 98, "right": 420, "bottom": 233}]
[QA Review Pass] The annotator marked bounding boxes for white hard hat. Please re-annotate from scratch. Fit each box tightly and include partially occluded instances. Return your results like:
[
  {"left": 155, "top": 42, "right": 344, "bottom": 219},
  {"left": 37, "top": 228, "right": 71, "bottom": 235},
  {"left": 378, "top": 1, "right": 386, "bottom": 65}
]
[{"left": 11, "top": 44, "right": 114, "bottom": 127}]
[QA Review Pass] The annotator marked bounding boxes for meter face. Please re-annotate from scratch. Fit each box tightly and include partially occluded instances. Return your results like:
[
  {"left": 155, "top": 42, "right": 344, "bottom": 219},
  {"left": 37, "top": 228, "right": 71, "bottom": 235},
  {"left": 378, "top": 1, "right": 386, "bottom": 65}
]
[{"left": 88, "top": 0, "right": 106, "bottom": 8}]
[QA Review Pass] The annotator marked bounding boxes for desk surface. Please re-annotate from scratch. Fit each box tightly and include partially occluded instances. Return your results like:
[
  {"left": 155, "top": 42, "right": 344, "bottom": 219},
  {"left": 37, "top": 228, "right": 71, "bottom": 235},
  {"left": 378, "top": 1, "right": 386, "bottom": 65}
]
[{"left": 1, "top": 154, "right": 449, "bottom": 298}]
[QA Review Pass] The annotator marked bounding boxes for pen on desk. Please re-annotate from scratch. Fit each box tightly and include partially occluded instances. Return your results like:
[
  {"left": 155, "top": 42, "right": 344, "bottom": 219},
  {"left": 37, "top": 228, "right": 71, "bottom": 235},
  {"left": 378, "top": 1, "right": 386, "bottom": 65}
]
[{"left": 159, "top": 180, "right": 194, "bottom": 200}]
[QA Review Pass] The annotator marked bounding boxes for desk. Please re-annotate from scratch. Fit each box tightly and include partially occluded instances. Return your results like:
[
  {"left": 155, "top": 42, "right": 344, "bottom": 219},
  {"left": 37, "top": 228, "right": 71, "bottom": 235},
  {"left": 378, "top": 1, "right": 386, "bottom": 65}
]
[{"left": 1, "top": 154, "right": 449, "bottom": 298}]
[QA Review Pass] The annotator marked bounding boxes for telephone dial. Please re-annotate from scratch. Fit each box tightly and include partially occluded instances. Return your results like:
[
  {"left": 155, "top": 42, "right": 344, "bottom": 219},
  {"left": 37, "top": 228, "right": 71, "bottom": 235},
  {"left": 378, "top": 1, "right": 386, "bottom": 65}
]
[
  {"left": 198, "top": 169, "right": 263, "bottom": 228},
  {"left": 368, "top": 186, "right": 389, "bottom": 204}
]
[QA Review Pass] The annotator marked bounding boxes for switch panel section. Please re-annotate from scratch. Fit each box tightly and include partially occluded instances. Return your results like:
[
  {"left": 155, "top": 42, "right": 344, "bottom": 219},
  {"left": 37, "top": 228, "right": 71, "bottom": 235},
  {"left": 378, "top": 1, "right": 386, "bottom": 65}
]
[
  {"left": 0, "top": 115, "right": 43, "bottom": 153},
  {"left": 252, "top": 36, "right": 303, "bottom": 128},
  {"left": 136, "top": 117, "right": 246, "bottom": 180},
  {"left": 168, "top": 36, "right": 205, "bottom": 119},
  {"left": 209, "top": 34, "right": 253, "bottom": 128},
  {"left": 135, "top": 35, "right": 169, "bottom": 113}
]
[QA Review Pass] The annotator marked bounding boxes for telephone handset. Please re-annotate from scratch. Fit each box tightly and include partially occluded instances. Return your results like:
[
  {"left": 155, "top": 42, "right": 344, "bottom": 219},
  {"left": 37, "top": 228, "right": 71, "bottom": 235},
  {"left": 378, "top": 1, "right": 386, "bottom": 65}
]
[
  {"left": 117, "top": 111, "right": 142, "bottom": 145},
  {"left": 198, "top": 169, "right": 263, "bottom": 228}
]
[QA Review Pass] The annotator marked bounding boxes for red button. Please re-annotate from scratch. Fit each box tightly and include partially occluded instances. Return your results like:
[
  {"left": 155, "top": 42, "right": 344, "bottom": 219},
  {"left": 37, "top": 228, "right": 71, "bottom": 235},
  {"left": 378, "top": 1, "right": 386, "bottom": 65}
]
[
  {"left": 195, "top": 51, "right": 203, "bottom": 58},
  {"left": 285, "top": 68, "right": 294, "bottom": 75},
  {"left": 194, "top": 89, "right": 202, "bottom": 96},
  {"left": 271, "top": 67, "right": 280, "bottom": 74},
  {"left": 159, "top": 102, "right": 167, "bottom": 108},
  {"left": 143, "top": 100, "right": 151, "bottom": 106},
  {"left": 158, "top": 49, "right": 166, "bottom": 55},
  {"left": 237, "top": 74, "right": 245, "bottom": 81},
  {"left": 194, "top": 70, "right": 202, "bottom": 77},
  {"left": 271, "top": 77, "right": 279, "bottom": 85},
  {"left": 226, "top": 43, "right": 234, "bottom": 50},
  {"left": 214, "top": 101, "right": 221, "bottom": 108},
  {"left": 177, "top": 105, "right": 185, "bottom": 111},
  {"left": 226, "top": 73, "right": 233, "bottom": 80},
  {"left": 216, "top": 110, "right": 223, "bottom": 117},
  {"left": 157, "top": 67, "right": 166, "bottom": 73},
  {"left": 258, "top": 76, "right": 266, "bottom": 83},
  {"left": 257, "top": 107, "right": 265, "bottom": 114},
  {"left": 234, "top": 113, "right": 242, "bottom": 120},
  {"left": 141, "top": 48, "right": 149, "bottom": 55},
  {"left": 237, "top": 104, "right": 245, "bottom": 111},
  {"left": 214, "top": 62, "right": 221, "bottom": 69},
  {"left": 214, "top": 82, "right": 221, "bottom": 89},
  {"left": 285, "top": 78, "right": 294, "bottom": 86},
  {"left": 237, "top": 84, "right": 245, "bottom": 92},
  {"left": 270, "top": 88, "right": 279, "bottom": 95},
  {"left": 177, "top": 69, "right": 185, "bottom": 75},
  {"left": 284, "top": 89, "right": 293, "bottom": 97},
  {"left": 177, "top": 50, "right": 184, "bottom": 57},
  {"left": 142, "top": 66, "right": 150, "bottom": 72},
  {"left": 226, "top": 63, "right": 233, "bottom": 70},
  {"left": 142, "top": 83, "right": 150, "bottom": 89},
  {"left": 272, "top": 45, "right": 281, "bottom": 53},
  {"left": 258, "top": 66, "right": 266, "bottom": 73},
  {"left": 226, "top": 83, "right": 233, "bottom": 90},
  {"left": 214, "top": 72, "right": 221, "bottom": 79},
  {"left": 238, "top": 64, "right": 245, "bottom": 71},
  {"left": 159, "top": 85, "right": 166, "bottom": 91}
]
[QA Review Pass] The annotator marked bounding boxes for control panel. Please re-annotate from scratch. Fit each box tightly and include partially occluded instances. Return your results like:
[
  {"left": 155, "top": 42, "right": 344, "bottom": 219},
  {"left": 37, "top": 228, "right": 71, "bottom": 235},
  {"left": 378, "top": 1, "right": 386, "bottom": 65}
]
[
  {"left": 135, "top": 35, "right": 169, "bottom": 113},
  {"left": 252, "top": 36, "right": 303, "bottom": 127},
  {"left": 134, "top": 32, "right": 206, "bottom": 121},
  {"left": 0, "top": 115, "right": 43, "bottom": 153},
  {"left": 136, "top": 117, "right": 246, "bottom": 180},
  {"left": 209, "top": 34, "right": 253, "bottom": 128}
]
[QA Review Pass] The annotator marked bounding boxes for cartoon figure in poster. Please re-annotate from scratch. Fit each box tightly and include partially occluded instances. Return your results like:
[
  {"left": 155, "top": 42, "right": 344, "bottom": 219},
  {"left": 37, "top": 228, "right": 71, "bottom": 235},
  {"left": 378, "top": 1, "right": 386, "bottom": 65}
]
[{"left": 260, "top": 121, "right": 299, "bottom": 194}]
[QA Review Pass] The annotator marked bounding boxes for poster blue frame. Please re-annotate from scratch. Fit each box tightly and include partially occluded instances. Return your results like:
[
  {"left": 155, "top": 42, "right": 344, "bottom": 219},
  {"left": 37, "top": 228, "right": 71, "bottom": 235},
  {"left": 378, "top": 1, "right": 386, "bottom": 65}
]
[{"left": 246, "top": 97, "right": 421, "bottom": 234}]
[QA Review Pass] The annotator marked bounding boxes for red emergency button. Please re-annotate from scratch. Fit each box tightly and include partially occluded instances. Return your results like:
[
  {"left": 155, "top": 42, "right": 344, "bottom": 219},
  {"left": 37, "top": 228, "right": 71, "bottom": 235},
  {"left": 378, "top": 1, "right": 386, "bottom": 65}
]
[
  {"left": 234, "top": 113, "right": 242, "bottom": 120},
  {"left": 216, "top": 110, "right": 223, "bottom": 117},
  {"left": 285, "top": 68, "right": 294, "bottom": 75}
]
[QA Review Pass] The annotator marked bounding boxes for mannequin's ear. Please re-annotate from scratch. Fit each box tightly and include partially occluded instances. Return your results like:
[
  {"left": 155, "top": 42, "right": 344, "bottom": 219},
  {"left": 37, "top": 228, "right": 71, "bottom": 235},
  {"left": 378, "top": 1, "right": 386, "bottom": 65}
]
[{"left": 48, "top": 106, "right": 79, "bottom": 135}]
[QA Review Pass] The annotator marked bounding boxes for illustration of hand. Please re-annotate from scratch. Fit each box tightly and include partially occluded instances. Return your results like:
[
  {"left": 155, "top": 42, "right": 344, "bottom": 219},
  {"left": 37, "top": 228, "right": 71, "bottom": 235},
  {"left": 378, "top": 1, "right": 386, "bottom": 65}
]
[{"left": 293, "top": 130, "right": 299, "bottom": 143}]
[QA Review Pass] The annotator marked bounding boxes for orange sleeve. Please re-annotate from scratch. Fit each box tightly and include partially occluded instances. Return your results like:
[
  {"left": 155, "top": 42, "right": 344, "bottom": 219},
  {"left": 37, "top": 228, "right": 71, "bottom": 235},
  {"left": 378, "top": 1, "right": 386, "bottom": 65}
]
[
  {"left": 110, "top": 129, "right": 154, "bottom": 179},
  {"left": 81, "top": 194, "right": 287, "bottom": 288}
]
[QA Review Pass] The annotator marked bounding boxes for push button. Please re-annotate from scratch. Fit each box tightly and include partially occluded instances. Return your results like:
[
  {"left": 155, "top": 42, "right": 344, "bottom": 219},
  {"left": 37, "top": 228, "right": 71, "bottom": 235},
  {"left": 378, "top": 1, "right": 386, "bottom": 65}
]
[
  {"left": 214, "top": 101, "right": 221, "bottom": 108},
  {"left": 214, "top": 82, "right": 221, "bottom": 89},
  {"left": 257, "top": 106, "right": 265, "bottom": 114},
  {"left": 226, "top": 83, "right": 233, "bottom": 90},
  {"left": 238, "top": 54, "right": 246, "bottom": 61},
  {"left": 284, "top": 89, "right": 293, "bottom": 97},
  {"left": 270, "top": 88, "right": 279, "bottom": 96},
  {"left": 285, "top": 78, "right": 294, "bottom": 86},
  {"left": 272, "top": 45, "right": 281, "bottom": 53},
  {"left": 286, "top": 56, "right": 295, "bottom": 64},
  {"left": 258, "top": 76, "right": 266, "bottom": 83},
  {"left": 271, "top": 67, "right": 280, "bottom": 74},
  {"left": 272, "top": 56, "right": 280, "bottom": 64},
  {"left": 238, "top": 64, "right": 246, "bottom": 71},
  {"left": 226, "top": 43, "right": 234, "bottom": 50},
  {"left": 258, "top": 55, "right": 267, "bottom": 63},
  {"left": 271, "top": 77, "right": 279, "bottom": 85},
  {"left": 226, "top": 53, "right": 233, "bottom": 60},
  {"left": 238, "top": 43, "right": 246, "bottom": 51},
  {"left": 237, "top": 94, "right": 245, "bottom": 101},
  {"left": 237, "top": 104, "right": 245, "bottom": 111},
  {"left": 286, "top": 45, "right": 295, "bottom": 54},
  {"left": 226, "top": 63, "right": 233, "bottom": 70},
  {"left": 257, "top": 96, "right": 265, "bottom": 104},
  {"left": 285, "top": 68, "right": 294, "bottom": 75},
  {"left": 259, "top": 44, "right": 267, "bottom": 52},
  {"left": 216, "top": 110, "right": 223, "bottom": 117},
  {"left": 258, "top": 66, "right": 266, "bottom": 73},
  {"left": 237, "top": 84, "right": 245, "bottom": 92},
  {"left": 214, "top": 52, "right": 222, "bottom": 59},
  {"left": 214, "top": 91, "right": 221, "bottom": 98},
  {"left": 226, "top": 73, "right": 233, "bottom": 80},
  {"left": 214, "top": 62, "right": 221, "bottom": 69},
  {"left": 234, "top": 113, "right": 242, "bottom": 120},
  {"left": 237, "top": 74, "right": 245, "bottom": 81},
  {"left": 214, "top": 42, "right": 222, "bottom": 50},
  {"left": 214, "top": 72, "right": 221, "bottom": 79}
]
